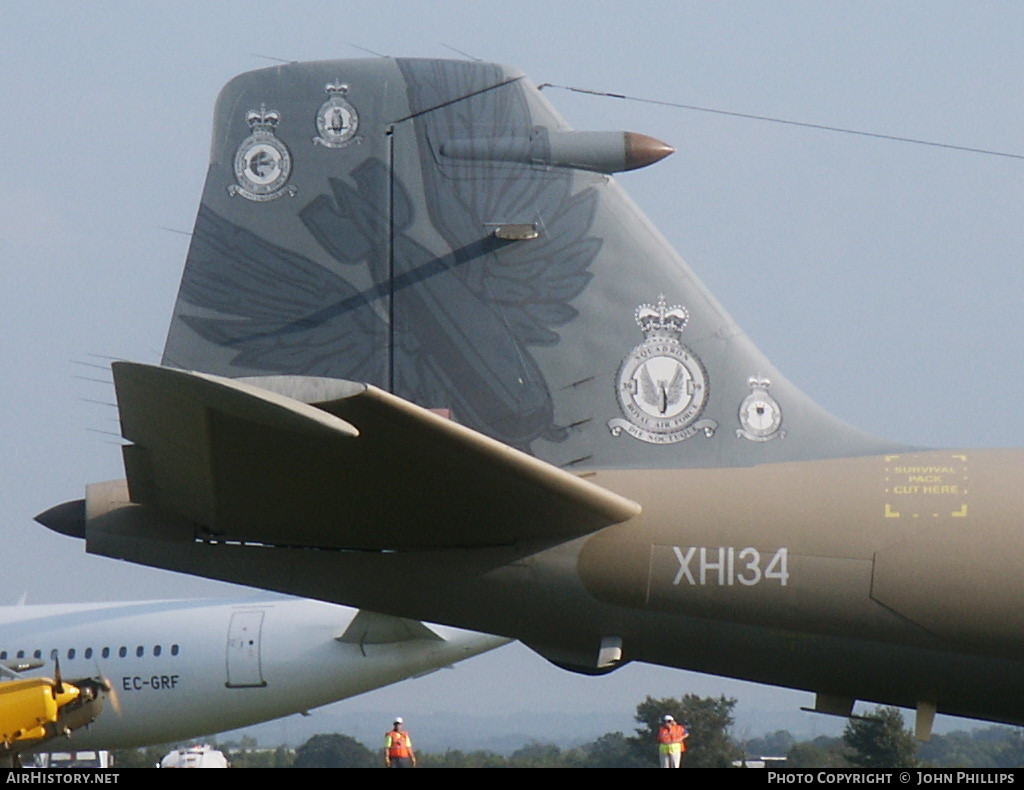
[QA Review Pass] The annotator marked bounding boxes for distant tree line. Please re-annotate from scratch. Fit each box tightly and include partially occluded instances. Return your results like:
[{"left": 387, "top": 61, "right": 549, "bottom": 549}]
[
  {"left": 107, "top": 695, "right": 742, "bottom": 768},
  {"left": 108, "top": 699, "right": 1024, "bottom": 768},
  {"left": 780, "top": 716, "right": 1024, "bottom": 769}
]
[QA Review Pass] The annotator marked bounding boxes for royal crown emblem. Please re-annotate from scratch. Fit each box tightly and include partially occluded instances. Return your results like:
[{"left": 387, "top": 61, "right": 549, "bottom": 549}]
[
  {"left": 608, "top": 295, "right": 717, "bottom": 444},
  {"left": 228, "top": 104, "right": 297, "bottom": 202},
  {"left": 313, "top": 83, "right": 359, "bottom": 148},
  {"left": 736, "top": 376, "right": 785, "bottom": 442}
]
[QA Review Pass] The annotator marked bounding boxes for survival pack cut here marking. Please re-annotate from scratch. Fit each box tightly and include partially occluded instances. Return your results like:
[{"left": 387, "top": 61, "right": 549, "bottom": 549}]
[{"left": 882, "top": 454, "right": 969, "bottom": 520}]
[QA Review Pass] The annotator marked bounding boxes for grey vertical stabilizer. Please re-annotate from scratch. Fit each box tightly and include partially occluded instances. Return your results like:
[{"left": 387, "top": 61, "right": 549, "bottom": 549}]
[{"left": 163, "top": 58, "right": 900, "bottom": 469}]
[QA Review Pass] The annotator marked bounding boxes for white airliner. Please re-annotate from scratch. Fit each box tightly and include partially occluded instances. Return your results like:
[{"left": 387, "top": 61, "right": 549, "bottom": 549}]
[{"left": 0, "top": 597, "right": 507, "bottom": 749}]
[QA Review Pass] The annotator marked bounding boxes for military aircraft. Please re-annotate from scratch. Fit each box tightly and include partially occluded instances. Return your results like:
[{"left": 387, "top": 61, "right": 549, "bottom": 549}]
[
  {"left": 0, "top": 596, "right": 505, "bottom": 755},
  {"left": 37, "top": 57, "right": 1024, "bottom": 739}
]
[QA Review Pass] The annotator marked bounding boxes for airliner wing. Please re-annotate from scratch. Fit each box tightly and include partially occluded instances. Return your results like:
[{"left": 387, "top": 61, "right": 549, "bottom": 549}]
[
  {"left": 111, "top": 362, "right": 640, "bottom": 551},
  {"left": 0, "top": 659, "right": 43, "bottom": 680}
]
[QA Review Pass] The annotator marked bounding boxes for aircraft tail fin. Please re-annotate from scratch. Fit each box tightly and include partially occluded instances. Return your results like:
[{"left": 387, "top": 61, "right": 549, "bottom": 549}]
[
  {"left": 162, "top": 57, "right": 900, "bottom": 471},
  {"left": 337, "top": 611, "right": 444, "bottom": 644}
]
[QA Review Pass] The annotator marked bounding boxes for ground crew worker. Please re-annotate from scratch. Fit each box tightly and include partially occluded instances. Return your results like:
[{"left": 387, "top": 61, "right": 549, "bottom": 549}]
[
  {"left": 384, "top": 716, "right": 416, "bottom": 768},
  {"left": 657, "top": 714, "right": 689, "bottom": 768}
]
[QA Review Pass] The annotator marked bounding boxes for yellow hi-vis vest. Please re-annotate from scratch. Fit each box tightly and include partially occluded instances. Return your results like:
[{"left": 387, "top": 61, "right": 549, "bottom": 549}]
[{"left": 658, "top": 723, "right": 686, "bottom": 755}]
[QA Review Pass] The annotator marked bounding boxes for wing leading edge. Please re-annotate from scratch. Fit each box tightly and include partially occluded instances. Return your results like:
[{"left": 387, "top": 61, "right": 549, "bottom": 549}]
[{"left": 104, "top": 362, "right": 640, "bottom": 551}]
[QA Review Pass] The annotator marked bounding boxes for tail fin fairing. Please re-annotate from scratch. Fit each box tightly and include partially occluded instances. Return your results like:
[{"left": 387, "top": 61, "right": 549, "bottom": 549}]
[{"left": 163, "top": 57, "right": 901, "bottom": 469}]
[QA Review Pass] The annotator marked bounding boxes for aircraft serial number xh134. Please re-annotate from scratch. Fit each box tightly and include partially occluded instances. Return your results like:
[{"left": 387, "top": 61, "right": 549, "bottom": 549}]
[{"left": 37, "top": 57, "right": 1024, "bottom": 739}]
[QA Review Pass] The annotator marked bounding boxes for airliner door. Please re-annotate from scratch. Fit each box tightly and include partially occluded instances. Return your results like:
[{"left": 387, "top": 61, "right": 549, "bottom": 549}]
[{"left": 225, "top": 610, "right": 266, "bottom": 688}]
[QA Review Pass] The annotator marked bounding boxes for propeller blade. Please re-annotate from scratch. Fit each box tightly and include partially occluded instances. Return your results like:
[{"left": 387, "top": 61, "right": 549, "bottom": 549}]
[
  {"left": 53, "top": 655, "right": 64, "bottom": 696},
  {"left": 106, "top": 681, "right": 122, "bottom": 717},
  {"left": 92, "top": 661, "right": 122, "bottom": 717}
]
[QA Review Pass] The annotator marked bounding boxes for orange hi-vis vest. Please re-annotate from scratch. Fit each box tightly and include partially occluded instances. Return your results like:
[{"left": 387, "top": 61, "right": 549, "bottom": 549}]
[
  {"left": 385, "top": 730, "right": 412, "bottom": 759},
  {"left": 658, "top": 723, "right": 686, "bottom": 754}
]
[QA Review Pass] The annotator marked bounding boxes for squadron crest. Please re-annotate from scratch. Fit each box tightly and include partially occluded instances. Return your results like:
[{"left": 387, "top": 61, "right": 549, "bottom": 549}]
[
  {"left": 313, "top": 83, "right": 359, "bottom": 148},
  {"left": 736, "top": 376, "right": 785, "bottom": 442},
  {"left": 608, "top": 295, "right": 717, "bottom": 444},
  {"left": 228, "top": 105, "right": 297, "bottom": 202}
]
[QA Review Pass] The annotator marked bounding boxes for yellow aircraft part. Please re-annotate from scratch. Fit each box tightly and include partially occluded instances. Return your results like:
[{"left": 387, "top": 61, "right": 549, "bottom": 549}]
[{"left": 0, "top": 679, "right": 80, "bottom": 746}]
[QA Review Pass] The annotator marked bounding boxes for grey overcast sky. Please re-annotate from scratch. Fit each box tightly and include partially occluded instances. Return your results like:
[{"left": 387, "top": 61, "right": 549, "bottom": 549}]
[{"left": 3, "top": 2, "right": 1023, "bottom": 739}]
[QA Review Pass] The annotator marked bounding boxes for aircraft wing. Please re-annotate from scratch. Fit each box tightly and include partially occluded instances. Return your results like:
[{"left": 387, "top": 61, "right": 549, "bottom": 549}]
[
  {"left": 109, "top": 362, "right": 640, "bottom": 551},
  {"left": 0, "top": 660, "right": 43, "bottom": 680}
]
